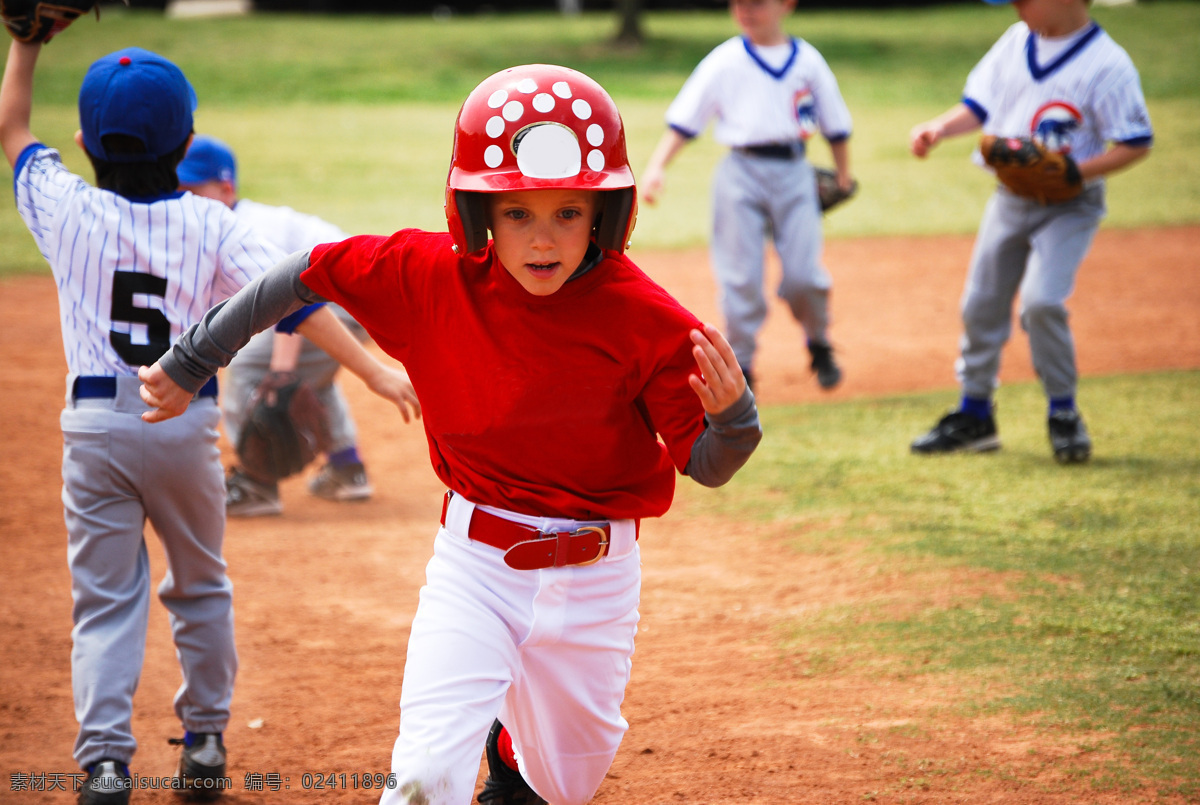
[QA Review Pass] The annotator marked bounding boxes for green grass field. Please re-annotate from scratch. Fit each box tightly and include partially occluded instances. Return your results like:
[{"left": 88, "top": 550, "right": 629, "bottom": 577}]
[
  {"left": 1, "top": 4, "right": 1197, "bottom": 797},
  {"left": 680, "top": 370, "right": 1200, "bottom": 798}
]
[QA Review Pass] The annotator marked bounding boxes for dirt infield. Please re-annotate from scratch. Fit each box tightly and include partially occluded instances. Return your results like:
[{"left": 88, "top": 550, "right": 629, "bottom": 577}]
[{"left": 2, "top": 226, "right": 1197, "bottom": 804}]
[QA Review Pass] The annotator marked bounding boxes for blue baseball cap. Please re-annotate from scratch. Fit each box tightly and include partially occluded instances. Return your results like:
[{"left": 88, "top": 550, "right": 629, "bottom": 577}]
[
  {"left": 177, "top": 134, "right": 238, "bottom": 186},
  {"left": 981, "top": 0, "right": 1013, "bottom": 4},
  {"left": 79, "top": 48, "right": 197, "bottom": 163}
]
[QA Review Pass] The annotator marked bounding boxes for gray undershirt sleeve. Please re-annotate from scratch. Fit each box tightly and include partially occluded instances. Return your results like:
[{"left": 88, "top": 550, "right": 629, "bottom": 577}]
[
  {"left": 160, "top": 250, "right": 326, "bottom": 393},
  {"left": 685, "top": 387, "right": 763, "bottom": 488}
]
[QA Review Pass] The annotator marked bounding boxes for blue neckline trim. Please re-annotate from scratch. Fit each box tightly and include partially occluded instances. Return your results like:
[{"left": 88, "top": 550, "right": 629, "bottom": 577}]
[
  {"left": 741, "top": 36, "right": 799, "bottom": 80},
  {"left": 1026, "top": 22, "right": 1101, "bottom": 82}
]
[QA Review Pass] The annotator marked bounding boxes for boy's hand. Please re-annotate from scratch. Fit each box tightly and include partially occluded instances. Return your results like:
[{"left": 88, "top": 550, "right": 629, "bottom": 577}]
[
  {"left": 910, "top": 120, "right": 943, "bottom": 158},
  {"left": 138, "top": 362, "right": 196, "bottom": 423},
  {"left": 688, "top": 323, "right": 746, "bottom": 415},
  {"left": 640, "top": 165, "right": 666, "bottom": 205},
  {"left": 366, "top": 365, "right": 422, "bottom": 424},
  {"left": 910, "top": 104, "right": 982, "bottom": 159}
]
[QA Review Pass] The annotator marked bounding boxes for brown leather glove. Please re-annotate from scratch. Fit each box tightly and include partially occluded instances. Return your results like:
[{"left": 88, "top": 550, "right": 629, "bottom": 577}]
[
  {"left": 236, "top": 372, "right": 333, "bottom": 483},
  {"left": 980, "top": 134, "right": 1083, "bottom": 205},
  {"left": 1, "top": 0, "right": 99, "bottom": 44}
]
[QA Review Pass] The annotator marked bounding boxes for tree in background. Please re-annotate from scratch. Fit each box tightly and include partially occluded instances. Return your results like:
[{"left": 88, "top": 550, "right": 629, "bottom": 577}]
[{"left": 615, "top": 0, "right": 643, "bottom": 45}]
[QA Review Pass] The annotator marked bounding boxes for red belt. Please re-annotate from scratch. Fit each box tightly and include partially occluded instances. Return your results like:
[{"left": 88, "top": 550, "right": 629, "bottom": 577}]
[{"left": 440, "top": 493, "right": 613, "bottom": 571}]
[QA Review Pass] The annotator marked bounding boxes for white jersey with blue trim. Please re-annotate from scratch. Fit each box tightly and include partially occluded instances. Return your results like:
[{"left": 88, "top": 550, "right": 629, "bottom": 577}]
[
  {"left": 964, "top": 21, "right": 1153, "bottom": 164},
  {"left": 231, "top": 197, "right": 351, "bottom": 255},
  {"left": 665, "top": 35, "right": 853, "bottom": 147},
  {"left": 15, "top": 145, "right": 285, "bottom": 377}
]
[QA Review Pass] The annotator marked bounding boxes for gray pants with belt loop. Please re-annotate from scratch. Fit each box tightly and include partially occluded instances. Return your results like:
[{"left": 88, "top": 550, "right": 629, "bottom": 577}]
[
  {"left": 711, "top": 148, "right": 832, "bottom": 373},
  {"left": 956, "top": 183, "right": 1106, "bottom": 401},
  {"left": 61, "top": 375, "right": 236, "bottom": 769}
]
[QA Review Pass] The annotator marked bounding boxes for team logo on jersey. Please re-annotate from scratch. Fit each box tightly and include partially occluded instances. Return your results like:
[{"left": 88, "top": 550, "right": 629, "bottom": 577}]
[
  {"left": 793, "top": 88, "right": 818, "bottom": 140},
  {"left": 1030, "top": 101, "right": 1083, "bottom": 154}
]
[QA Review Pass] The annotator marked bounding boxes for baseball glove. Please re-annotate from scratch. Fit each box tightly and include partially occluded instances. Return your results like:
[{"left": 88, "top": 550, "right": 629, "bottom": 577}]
[
  {"left": 815, "top": 167, "right": 858, "bottom": 214},
  {"left": 1, "top": 0, "right": 101, "bottom": 44},
  {"left": 980, "top": 134, "right": 1083, "bottom": 205},
  {"left": 236, "top": 372, "right": 333, "bottom": 483}
]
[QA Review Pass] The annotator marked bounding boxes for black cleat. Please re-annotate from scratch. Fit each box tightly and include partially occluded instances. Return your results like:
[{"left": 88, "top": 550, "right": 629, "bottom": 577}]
[
  {"left": 911, "top": 410, "right": 1000, "bottom": 454},
  {"left": 170, "top": 732, "right": 227, "bottom": 801},
  {"left": 225, "top": 467, "right": 282, "bottom": 517},
  {"left": 308, "top": 461, "right": 373, "bottom": 501},
  {"left": 1049, "top": 409, "right": 1091, "bottom": 464},
  {"left": 78, "top": 759, "right": 130, "bottom": 805},
  {"left": 477, "top": 720, "right": 546, "bottom": 805},
  {"left": 808, "top": 341, "right": 842, "bottom": 390}
]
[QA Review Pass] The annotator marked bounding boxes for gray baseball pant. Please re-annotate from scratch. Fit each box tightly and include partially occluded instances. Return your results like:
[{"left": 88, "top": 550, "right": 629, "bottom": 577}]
[
  {"left": 957, "top": 184, "right": 1105, "bottom": 401},
  {"left": 62, "top": 376, "right": 235, "bottom": 769},
  {"left": 711, "top": 150, "right": 832, "bottom": 372}
]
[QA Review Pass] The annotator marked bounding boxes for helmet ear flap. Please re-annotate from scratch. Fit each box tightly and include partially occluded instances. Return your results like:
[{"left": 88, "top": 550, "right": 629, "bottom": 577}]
[
  {"left": 456, "top": 191, "right": 490, "bottom": 255},
  {"left": 594, "top": 188, "right": 636, "bottom": 253}
]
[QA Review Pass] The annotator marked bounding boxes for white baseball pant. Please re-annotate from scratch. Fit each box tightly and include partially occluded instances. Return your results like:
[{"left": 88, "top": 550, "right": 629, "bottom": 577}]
[{"left": 379, "top": 493, "right": 641, "bottom": 805}]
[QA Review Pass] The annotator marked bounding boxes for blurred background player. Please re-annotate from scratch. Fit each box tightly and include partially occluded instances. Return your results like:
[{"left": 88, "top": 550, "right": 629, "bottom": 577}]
[
  {"left": 1, "top": 38, "right": 416, "bottom": 802},
  {"left": 908, "top": 0, "right": 1152, "bottom": 463},
  {"left": 641, "top": 0, "right": 855, "bottom": 393},
  {"left": 177, "top": 135, "right": 376, "bottom": 515},
  {"left": 0, "top": 42, "right": 274, "bottom": 803}
]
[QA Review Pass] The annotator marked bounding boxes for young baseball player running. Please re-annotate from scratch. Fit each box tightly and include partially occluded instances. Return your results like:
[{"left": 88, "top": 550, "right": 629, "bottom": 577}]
[
  {"left": 641, "top": 0, "right": 856, "bottom": 393},
  {"left": 139, "top": 64, "right": 762, "bottom": 805},
  {"left": 0, "top": 40, "right": 416, "bottom": 805},
  {"left": 908, "top": 0, "right": 1152, "bottom": 463},
  {"left": 177, "top": 135, "right": 383, "bottom": 517}
]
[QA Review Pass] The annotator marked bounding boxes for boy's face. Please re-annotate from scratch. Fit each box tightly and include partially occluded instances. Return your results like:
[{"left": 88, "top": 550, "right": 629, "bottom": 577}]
[
  {"left": 489, "top": 188, "right": 599, "bottom": 297},
  {"left": 730, "top": 0, "right": 796, "bottom": 44},
  {"left": 1011, "top": 0, "right": 1088, "bottom": 34}
]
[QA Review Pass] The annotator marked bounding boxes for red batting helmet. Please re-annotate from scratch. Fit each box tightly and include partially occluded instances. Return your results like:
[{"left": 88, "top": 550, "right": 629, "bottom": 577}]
[{"left": 445, "top": 64, "right": 637, "bottom": 255}]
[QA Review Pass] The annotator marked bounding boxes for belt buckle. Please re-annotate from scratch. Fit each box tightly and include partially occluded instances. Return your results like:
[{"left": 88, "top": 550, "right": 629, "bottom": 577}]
[
  {"left": 568, "top": 525, "right": 610, "bottom": 566},
  {"left": 501, "top": 523, "right": 611, "bottom": 570}
]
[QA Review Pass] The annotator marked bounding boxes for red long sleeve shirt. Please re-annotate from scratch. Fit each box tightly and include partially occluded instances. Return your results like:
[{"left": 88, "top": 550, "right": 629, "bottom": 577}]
[{"left": 304, "top": 230, "right": 707, "bottom": 521}]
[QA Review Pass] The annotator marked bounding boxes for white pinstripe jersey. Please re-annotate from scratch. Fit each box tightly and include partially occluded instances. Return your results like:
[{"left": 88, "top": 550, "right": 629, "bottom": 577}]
[
  {"left": 665, "top": 35, "right": 853, "bottom": 147},
  {"left": 15, "top": 146, "right": 285, "bottom": 377},
  {"left": 964, "top": 21, "right": 1153, "bottom": 165}
]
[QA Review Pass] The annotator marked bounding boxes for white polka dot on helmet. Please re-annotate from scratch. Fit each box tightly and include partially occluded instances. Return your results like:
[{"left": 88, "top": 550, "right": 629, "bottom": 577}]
[{"left": 446, "top": 64, "right": 637, "bottom": 256}]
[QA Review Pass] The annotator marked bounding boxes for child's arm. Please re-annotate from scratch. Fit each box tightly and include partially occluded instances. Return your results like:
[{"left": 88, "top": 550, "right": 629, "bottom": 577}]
[
  {"left": 141, "top": 250, "right": 420, "bottom": 424},
  {"left": 684, "top": 323, "right": 762, "bottom": 488},
  {"left": 640, "top": 129, "right": 690, "bottom": 205},
  {"left": 828, "top": 138, "right": 854, "bottom": 191},
  {"left": 266, "top": 312, "right": 419, "bottom": 421},
  {"left": 910, "top": 103, "right": 982, "bottom": 158},
  {"left": 0, "top": 41, "right": 41, "bottom": 169},
  {"left": 293, "top": 306, "right": 421, "bottom": 424},
  {"left": 1077, "top": 142, "right": 1150, "bottom": 182},
  {"left": 267, "top": 331, "right": 304, "bottom": 372}
]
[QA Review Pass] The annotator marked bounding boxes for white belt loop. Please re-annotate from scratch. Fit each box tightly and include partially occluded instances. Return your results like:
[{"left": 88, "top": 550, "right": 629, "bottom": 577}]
[
  {"left": 443, "top": 491, "right": 476, "bottom": 540},
  {"left": 605, "top": 520, "right": 637, "bottom": 560}
]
